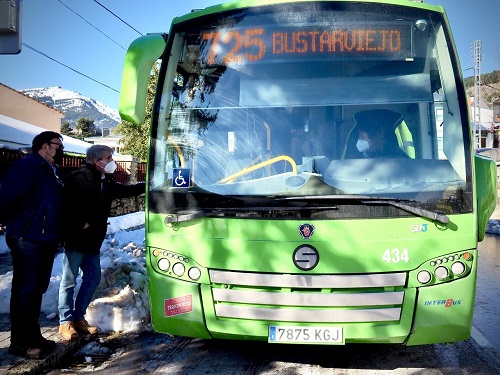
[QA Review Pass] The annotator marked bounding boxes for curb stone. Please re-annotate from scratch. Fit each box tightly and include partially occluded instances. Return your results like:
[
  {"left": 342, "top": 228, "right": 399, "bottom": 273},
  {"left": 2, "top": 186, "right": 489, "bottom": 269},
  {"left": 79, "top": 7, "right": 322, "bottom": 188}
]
[{"left": 0, "top": 313, "right": 90, "bottom": 375}]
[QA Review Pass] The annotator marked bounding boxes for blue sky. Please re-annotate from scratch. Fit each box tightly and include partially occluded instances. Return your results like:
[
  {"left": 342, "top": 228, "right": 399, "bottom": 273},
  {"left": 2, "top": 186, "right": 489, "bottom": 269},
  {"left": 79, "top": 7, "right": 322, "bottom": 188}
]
[{"left": 0, "top": 0, "right": 498, "bottom": 110}]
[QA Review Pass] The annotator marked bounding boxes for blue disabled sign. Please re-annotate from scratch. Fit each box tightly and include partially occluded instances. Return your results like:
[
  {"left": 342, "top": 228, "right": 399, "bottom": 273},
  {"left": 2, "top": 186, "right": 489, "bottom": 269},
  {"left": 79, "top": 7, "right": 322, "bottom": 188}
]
[{"left": 172, "top": 168, "right": 190, "bottom": 188}]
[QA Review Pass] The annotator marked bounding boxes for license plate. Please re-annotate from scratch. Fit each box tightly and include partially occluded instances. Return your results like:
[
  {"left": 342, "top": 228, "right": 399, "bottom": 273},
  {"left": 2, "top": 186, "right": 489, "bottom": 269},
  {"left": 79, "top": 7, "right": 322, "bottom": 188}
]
[{"left": 269, "top": 326, "right": 344, "bottom": 344}]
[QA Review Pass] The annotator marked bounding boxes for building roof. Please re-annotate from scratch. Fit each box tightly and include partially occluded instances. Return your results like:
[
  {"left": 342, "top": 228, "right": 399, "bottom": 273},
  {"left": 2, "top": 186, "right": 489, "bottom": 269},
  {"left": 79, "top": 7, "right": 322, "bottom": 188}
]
[
  {"left": 471, "top": 122, "right": 491, "bottom": 132},
  {"left": 0, "top": 114, "right": 90, "bottom": 154},
  {"left": 0, "top": 82, "right": 64, "bottom": 115}
]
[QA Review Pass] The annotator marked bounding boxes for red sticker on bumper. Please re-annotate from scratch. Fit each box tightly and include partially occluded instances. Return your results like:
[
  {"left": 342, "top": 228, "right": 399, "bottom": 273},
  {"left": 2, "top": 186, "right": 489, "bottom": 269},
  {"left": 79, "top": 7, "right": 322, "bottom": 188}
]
[{"left": 165, "top": 295, "right": 193, "bottom": 317}]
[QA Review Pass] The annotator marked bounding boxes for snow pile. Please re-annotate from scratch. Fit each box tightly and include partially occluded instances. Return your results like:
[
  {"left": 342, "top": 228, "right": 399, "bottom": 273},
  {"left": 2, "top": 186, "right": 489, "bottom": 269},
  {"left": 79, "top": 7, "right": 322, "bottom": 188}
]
[
  {"left": 0, "top": 212, "right": 149, "bottom": 334},
  {"left": 86, "top": 234, "right": 149, "bottom": 333}
]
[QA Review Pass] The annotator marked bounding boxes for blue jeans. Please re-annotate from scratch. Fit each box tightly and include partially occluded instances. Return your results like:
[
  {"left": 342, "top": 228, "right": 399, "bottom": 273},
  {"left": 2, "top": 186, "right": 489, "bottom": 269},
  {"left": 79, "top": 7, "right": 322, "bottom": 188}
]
[
  {"left": 58, "top": 250, "right": 101, "bottom": 324},
  {"left": 6, "top": 234, "right": 57, "bottom": 347}
]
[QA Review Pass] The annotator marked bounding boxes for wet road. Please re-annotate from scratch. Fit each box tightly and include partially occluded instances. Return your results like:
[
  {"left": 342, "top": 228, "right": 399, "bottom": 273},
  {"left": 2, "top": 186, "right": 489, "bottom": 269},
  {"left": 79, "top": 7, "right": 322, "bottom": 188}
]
[{"left": 474, "top": 234, "right": 500, "bottom": 349}]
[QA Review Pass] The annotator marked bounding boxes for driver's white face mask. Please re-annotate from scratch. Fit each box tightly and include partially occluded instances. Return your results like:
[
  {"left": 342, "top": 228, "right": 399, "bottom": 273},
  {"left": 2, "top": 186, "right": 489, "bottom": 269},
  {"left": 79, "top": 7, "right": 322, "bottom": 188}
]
[
  {"left": 356, "top": 139, "right": 370, "bottom": 153},
  {"left": 103, "top": 160, "right": 117, "bottom": 174}
]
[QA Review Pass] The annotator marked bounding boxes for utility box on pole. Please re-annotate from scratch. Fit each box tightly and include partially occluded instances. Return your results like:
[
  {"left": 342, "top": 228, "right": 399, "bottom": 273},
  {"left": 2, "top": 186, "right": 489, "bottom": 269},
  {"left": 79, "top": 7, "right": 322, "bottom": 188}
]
[{"left": 0, "top": 0, "right": 22, "bottom": 54}]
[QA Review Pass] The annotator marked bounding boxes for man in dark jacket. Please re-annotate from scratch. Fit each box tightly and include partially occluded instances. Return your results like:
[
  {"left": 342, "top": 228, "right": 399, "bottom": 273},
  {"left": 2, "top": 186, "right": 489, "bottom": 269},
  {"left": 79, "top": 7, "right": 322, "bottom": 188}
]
[
  {"left": 0, "top": 131, "right": 65, "bottom": 359},
  {"left": 58, "top": 145, "right": 144, "bottom": 340}
]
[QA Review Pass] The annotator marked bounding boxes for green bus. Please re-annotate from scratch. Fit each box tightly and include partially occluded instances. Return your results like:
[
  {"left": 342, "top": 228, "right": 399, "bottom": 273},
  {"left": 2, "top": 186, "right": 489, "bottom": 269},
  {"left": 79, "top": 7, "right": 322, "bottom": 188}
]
[{"left": 119, "top": 0, "right": 497, "bottom": 345}]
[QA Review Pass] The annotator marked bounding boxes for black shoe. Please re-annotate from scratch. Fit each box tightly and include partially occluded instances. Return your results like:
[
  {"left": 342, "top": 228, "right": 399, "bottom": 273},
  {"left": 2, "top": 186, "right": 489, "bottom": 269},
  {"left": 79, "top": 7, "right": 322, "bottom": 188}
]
[
  {"left": 35, "top": 337, "right": 56, "bottom": 353},
  {"left": 8, "top": 344, "right": 42, "bottom": 359}
]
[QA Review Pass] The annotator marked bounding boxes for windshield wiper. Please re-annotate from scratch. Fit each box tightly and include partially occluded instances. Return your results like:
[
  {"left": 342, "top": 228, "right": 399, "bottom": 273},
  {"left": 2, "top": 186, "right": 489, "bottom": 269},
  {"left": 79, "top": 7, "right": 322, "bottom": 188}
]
[
  {"left": 164, "top": 205, "right": 338, "bottom": 223},
  {"left": 277, "top": 195, "right": 450, "bottom": 225},
  {"left": 363, "top": 200, "right": 450, "bottom": 225}
]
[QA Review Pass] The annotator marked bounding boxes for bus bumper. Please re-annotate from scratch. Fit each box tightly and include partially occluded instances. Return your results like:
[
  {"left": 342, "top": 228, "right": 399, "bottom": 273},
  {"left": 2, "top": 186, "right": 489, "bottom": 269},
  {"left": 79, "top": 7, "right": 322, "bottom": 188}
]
[
  {"left": 148, "top": 270, "right": 212, "bottom": 339},
  {"left": 406, "top": 258, "right": 478, "bottom": 345},
  {"left": 148, "top": 257, "right": 477, "bottom": 345}
]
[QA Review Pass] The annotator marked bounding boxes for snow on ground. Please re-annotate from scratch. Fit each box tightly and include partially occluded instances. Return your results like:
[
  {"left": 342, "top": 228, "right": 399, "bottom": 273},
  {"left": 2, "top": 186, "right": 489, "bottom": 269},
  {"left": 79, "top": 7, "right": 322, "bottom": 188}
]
[
  {"left": 1, "top": 212, "right": 500, "bottom": 336},
  {"left": 0, "top": 212, "right": 149, "bottom": 334}
]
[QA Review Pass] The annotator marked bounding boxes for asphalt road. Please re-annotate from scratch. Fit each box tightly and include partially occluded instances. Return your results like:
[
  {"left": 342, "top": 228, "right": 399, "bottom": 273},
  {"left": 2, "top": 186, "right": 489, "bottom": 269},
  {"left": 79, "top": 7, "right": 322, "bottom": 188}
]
[{"left": 46, "top": 234, "right": 500, "bottom": 375}]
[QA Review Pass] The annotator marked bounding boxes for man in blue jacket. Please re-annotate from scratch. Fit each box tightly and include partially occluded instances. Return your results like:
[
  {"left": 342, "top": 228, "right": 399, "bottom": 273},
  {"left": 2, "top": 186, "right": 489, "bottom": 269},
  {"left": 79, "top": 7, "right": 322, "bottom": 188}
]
[
  {"left": 58, "top": 145, "right": 144, "bottom": 340},
  {"left": 0, "top": 131, "right": 65, "bottom": 359}
]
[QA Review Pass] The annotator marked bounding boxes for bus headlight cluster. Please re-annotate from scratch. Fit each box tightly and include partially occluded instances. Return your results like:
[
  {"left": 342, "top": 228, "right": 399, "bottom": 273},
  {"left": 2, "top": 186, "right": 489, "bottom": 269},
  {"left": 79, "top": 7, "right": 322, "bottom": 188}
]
[
  {"left": 416, "top": 253, "right": 471, "bottom": 285},
  {"left": 153, "top": 249, "right": 201, "bottom": 281}
]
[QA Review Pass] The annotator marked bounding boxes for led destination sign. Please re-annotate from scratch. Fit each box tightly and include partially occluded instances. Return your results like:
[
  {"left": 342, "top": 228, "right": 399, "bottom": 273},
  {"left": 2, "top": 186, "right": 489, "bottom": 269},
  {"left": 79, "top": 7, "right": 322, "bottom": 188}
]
[{"left": 200, "top": 23, "right": 413, "bottom": 65}]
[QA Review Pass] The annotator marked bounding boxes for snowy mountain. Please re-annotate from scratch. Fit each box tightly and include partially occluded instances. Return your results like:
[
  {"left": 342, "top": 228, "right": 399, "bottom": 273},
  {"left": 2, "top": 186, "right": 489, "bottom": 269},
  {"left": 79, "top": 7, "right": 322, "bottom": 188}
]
[{"left": 21, "top": 86, "right": 121, "bottom": 131}]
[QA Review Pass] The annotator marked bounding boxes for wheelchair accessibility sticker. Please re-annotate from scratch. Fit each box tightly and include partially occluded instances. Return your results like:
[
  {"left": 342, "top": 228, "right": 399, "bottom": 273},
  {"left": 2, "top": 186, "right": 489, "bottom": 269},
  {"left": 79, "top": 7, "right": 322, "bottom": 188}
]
[{"left": 172, "top": 168, "right": 190, "bottom": 188}]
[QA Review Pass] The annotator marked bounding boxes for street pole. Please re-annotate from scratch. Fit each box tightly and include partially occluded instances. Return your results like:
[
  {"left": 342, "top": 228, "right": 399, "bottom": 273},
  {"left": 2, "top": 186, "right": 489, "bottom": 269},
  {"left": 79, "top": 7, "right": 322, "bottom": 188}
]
[{"left": 474, "top": 40, "right": 481, "bottom": 149}]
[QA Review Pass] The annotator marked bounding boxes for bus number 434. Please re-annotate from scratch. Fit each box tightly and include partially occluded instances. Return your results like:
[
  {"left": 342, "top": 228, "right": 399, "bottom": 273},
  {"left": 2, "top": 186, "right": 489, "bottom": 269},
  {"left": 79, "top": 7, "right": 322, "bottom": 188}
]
[{"left": 382, "top": 248, "right": 409, "bottom": 263}]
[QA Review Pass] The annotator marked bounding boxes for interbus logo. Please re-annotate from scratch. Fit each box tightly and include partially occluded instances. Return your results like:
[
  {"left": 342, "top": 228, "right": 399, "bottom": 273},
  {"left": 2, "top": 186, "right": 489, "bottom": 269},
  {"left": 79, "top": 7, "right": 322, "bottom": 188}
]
[
  {"left": 293, "top": 245, "right": 319, "bottom": 271},
  {"left": 424, "top": 299, "right": 462, "bottom": 307}
]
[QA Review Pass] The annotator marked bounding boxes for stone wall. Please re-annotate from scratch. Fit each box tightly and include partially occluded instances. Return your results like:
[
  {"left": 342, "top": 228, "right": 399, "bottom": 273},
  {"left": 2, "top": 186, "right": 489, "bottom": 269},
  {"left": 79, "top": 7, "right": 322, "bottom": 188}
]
[{"left": 110, "top": 195, "right": 145, "bottom": 217}]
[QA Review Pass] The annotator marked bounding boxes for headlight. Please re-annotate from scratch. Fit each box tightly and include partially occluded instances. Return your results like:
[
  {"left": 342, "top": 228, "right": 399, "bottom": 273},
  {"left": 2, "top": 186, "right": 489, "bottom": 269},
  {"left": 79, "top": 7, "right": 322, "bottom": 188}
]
[
  {"left": 434, "top": 266, "right": 449, "bottom": 280},
  {"left": 188, "top": 267, "right": 201, "bottom": 280},
  {"left": 172, "top": 262, "right": 185, "bottom": 276},
  {"left": 417, "top": 270, "right": 432, "bottom": 284},
  {"left": 451, "top": 261, "right": 466, "bottom": 275},
  {"left": 158, "top": 258, "right": 170, "bottom": 271}
]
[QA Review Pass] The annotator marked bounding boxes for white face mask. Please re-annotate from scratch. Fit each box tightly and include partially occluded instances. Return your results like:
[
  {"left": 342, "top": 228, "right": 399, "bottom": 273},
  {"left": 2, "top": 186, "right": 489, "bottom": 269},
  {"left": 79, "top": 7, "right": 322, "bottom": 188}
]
[
  {"left": 356, "top": 139, "right": 370, "bottom": 153},
  {"left": 103, "top": 160, "right": 117, "bottom": 174}
]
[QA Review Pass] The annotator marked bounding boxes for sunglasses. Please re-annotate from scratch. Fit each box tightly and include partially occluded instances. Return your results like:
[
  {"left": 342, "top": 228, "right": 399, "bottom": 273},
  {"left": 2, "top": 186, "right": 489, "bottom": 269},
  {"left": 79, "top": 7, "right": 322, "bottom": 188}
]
[{"left": 48, "top": 142, "right": 65, "bottom": 151}]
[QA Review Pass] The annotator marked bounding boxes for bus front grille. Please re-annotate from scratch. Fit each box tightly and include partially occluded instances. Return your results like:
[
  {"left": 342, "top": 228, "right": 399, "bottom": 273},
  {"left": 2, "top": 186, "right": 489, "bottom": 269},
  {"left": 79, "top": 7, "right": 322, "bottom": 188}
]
[{"left": 209, "top": 270, "right": 406, "bottom": 323}]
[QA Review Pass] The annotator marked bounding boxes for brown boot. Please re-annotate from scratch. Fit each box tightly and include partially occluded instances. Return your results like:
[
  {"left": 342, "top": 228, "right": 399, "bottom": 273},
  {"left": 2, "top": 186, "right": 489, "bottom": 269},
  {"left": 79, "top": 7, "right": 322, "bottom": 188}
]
[
  {"left": 73, "top": 319, "right": 98, "bottom": 335},
  {"left": 59, "top": 322, "right": 79, "bottom": 341}
]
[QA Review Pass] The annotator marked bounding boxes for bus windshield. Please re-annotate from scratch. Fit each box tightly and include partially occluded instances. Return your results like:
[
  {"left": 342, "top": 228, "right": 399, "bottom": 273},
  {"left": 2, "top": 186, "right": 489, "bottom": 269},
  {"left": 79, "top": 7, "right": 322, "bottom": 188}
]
[{"left": 151, "top": 2, "right": 472, "bottom": 216}]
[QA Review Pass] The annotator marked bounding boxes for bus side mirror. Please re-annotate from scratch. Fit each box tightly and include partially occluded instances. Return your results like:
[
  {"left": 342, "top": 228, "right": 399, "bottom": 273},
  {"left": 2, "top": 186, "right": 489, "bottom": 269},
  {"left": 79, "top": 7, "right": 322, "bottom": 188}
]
[
  {"left": 119, "top": 33, "right": 167, "bottom": 124},
  {"left": 474, "top": 154, "right": 497, "bottom": 241}
]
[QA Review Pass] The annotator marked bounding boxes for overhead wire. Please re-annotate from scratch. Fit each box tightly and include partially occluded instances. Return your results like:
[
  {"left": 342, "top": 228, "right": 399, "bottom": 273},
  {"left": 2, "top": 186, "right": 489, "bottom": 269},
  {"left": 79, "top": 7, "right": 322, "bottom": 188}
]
[
  {"left": 21, "top": 0, "right": 143, "bottom": 93},
  {"left": 21, "top": 0, "right": 145, "bottom": 94},
  {"left": 22, "top": 43, "right": 120, "bottom": 93},
  {"left": 56, "top": 0, "right": 127, "bottom": 50},
  {"left": 93, "top": 0, "right": 143, "bottom": 36}
]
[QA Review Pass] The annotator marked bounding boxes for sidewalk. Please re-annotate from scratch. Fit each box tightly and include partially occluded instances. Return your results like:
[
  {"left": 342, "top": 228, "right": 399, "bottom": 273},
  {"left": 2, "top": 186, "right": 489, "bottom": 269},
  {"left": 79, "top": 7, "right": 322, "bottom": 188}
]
[
  {"left": 0, "top": 252, "right": 96, "bottom": 375},
  {"left": 0, "top": 313, "right": 88, "bottom": 375},
  {"left": 0, "top": 251, "right": 82, "bottom": 375}
]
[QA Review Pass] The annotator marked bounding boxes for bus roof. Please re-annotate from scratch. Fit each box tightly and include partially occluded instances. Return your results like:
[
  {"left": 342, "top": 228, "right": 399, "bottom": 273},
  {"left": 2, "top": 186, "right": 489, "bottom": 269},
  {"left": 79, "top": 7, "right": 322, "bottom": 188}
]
[{"left": 172, "top": 0, "right": 445, "bottom": 25}]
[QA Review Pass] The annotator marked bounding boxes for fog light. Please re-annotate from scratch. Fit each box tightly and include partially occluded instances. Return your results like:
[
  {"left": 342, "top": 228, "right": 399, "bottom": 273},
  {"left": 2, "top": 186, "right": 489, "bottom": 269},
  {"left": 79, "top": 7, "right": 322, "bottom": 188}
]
[
  {"left": 158, "top": 258, "right": 170, "bottom": 271},
  {"left": 451, "top": 261, "right": 465, "bottom": 275},
  {"left": 417, "top": 270, "right": 432, "bottom": 284},
  {"left": 188, "top": 267, "right": 201, "bottom": 280},
  {"left": 435, "top": 266, "right": 449, "bottom": 280},
  {"left": 172, "top": 262, "right": 185, "bottom": 276}
]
